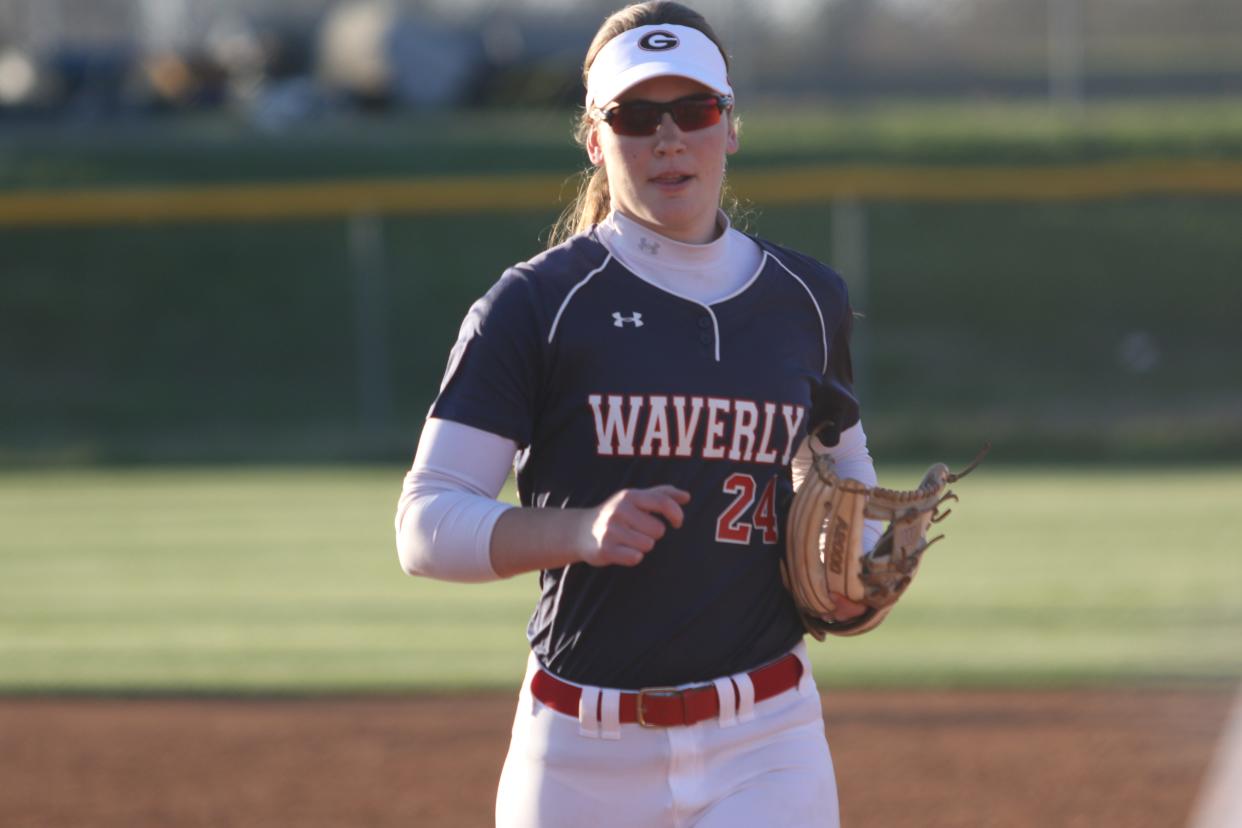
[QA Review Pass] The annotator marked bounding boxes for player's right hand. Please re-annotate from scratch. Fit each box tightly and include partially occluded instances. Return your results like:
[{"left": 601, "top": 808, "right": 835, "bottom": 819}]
[
  {"left": 580, "top": 485, "right": 691, "bottom": 567},
  {"left": 824, "top": 592, "right": 868, "bottom": 621}
]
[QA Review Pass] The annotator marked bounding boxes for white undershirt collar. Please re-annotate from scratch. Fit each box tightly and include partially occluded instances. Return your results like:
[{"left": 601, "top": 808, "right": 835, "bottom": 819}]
[
  {"left": 607, "top": 209, "right": 731, "bottom": 270},
  {"left": 596, "top": 209, "right": 764, "bottom": 305}
]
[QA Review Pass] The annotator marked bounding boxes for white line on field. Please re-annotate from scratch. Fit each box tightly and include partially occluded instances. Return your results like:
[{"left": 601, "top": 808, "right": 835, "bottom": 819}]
[{"left": 1186, "top": 681, "right": 1242, "bottom": 828}]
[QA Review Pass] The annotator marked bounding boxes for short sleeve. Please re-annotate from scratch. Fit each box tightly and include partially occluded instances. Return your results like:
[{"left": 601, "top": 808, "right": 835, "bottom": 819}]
[
  {"left": 430, "top": 270, "right": 545, "bottom": 448},
  {"left": 810, "top": 305, "right": 861, "bottom": 447}
]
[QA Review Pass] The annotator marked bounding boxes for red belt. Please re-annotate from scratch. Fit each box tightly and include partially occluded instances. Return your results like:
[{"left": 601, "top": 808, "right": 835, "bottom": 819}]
[{"left": 529, "top": 653, "right": 803, "bottom": 728}]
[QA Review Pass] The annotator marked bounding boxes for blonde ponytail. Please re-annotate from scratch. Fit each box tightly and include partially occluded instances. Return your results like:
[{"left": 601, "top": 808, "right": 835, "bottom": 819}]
[{"left": 547, "top": 131, "right": 610, "bottom": 247}]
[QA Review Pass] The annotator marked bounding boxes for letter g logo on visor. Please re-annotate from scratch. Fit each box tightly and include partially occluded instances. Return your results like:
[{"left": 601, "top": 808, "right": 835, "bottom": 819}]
[
  {"left": 585, "top": 24, "right": 732, "bottom": 109},
  {"left": 638, "top": 31, "right": 679, "bottom": 51}
]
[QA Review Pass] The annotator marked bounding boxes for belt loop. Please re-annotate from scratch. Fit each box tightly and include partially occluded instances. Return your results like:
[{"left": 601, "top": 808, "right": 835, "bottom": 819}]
[
  {"left": 578, "top": 686, "right": 602, "bottom": 738},
  {"left": 599, "top": 688, "right": 622, "bottom": 740},
  {"left": 793, "top": 641, "right": 815, "bottom": 697},
  {"left": 713, "top": 677, "right": 738, "bottom": 728},
  {"left": 734, "top": 672, "right": 756, "bottom": 723}
]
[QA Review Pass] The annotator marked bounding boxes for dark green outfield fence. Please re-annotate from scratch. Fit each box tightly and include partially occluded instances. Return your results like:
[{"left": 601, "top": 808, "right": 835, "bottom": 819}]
[
  {"left": 3, "top": 111, "right": 1242, "bottom": 464},
  {"left": 4, "top": 194, "right": 1238, "bottom": 464}
]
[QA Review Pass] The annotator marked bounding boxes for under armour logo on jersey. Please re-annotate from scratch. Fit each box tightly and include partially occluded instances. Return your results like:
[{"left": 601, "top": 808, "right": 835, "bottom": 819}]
[
  {"left": 612, "top": 312, "right": 644, "bottom": 328},
  {"left": 638, "top": 237, "right": 661, "bottom": 255}
]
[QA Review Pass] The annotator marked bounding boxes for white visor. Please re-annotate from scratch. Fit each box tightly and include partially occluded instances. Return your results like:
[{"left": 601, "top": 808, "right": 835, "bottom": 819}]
[{"left": 585, "top": 24, "right": 732, "bottom": 110}]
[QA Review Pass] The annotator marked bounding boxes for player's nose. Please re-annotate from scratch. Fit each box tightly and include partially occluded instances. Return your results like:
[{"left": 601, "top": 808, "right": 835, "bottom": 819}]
[{"left": 653, "top": 114, "right": 686, "bottom": 154}]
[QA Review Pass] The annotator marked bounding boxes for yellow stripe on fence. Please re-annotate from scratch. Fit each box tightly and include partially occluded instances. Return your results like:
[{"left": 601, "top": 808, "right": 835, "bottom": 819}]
[
  {"left": 2, "top": 160, "right": 1242, "bottom": 227},
  {"left": 0, "top": 174, "right": 570, "bottom": 227},
  {"left": 731, "top": 160, "right": 1242, "bottom": 203}
]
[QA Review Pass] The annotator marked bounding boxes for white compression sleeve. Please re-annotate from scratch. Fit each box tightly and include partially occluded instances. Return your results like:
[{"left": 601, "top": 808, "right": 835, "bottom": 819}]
[
  {"left": 394, "top": 418, "right": 518, "bottom": 582},
  {"left": 791, "top": 421, "right": 884, "bottom": 552}
]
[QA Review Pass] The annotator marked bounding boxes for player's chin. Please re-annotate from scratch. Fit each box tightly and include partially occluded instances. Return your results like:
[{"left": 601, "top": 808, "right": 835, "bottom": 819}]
[
  {"left": 642, "top": 195, "right": 709, "bottom": 229},
  {"left": 641, "top": 189, "right": 696, "bottom": 215}
]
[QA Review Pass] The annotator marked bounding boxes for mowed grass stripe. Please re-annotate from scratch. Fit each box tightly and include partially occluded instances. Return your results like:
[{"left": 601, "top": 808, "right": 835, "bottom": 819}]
[{"left": 1, "top": 466, "right": 1239, "bottom": 692}]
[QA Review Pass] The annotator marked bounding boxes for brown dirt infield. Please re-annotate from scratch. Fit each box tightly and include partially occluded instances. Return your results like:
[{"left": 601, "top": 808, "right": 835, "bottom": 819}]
[{"left": 1, "top": 686, "right": 1231, "bottom": 827}]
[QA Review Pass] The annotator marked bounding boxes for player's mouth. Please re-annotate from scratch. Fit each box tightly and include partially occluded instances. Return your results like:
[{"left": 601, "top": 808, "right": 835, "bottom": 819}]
[{"left": 650, "top": 172, "right": 694, "bottom": 189}]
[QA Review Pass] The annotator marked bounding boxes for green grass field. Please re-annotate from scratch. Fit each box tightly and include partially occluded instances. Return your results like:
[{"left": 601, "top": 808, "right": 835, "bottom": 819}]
[{"left": 2, "top": 465, "right": 1239, "bottom": 694}]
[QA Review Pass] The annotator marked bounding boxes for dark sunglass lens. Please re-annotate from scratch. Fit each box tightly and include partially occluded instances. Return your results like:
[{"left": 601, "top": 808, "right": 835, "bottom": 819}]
[
  {"left": 605, "top": 97, "right": 724, "bottom": 135},
  {"left": 611, "top": 103, "right": 661, "bottom": 136},
  {"left": 671, "top": 99, "right": 722, "bottom": 131}
]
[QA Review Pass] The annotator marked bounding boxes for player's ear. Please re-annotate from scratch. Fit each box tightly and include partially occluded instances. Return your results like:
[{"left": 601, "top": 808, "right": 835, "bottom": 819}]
[{"left": 586, "top": 123, "right": 605, "bottom": 166}]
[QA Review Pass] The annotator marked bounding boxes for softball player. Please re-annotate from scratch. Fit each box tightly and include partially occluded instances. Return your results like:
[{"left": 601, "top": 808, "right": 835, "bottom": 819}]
[{"left": 396, "top": 3, "right": 882, "bottom": 825}]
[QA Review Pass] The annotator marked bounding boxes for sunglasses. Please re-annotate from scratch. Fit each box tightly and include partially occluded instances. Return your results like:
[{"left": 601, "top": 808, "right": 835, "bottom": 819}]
[{"left": 594, "top": 94, "right": 733, "bottom": 137}]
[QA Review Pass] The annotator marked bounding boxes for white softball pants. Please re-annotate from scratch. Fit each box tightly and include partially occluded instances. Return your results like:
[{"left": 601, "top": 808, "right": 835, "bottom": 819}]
[{"left": 495, "top": 642, "right": 840, "bottom": 828}]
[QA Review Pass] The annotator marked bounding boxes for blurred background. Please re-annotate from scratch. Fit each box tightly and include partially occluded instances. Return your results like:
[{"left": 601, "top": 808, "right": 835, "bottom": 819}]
[
  {"left": 2, "top": 0, "right": 1240, "bottom": 465},
  {"left": 2, "top": 10, "right": 1241, "bottom": 826}
]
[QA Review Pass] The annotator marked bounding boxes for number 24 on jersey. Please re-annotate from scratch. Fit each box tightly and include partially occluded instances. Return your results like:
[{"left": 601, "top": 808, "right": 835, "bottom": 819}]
[{"left": 716, "top": 473, "right": 779, "bottom": 545}]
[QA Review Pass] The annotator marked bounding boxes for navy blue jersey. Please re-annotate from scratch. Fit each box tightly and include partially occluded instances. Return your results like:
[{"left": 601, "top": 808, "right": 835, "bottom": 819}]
[{"left": 430, "top": 228, "right": 859, "bottom": 688}]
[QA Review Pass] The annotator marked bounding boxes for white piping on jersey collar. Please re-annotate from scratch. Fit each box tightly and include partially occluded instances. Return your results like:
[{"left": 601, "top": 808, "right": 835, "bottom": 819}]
[{"left": 596, "top": 209, "right": 764, "bottom": 306}]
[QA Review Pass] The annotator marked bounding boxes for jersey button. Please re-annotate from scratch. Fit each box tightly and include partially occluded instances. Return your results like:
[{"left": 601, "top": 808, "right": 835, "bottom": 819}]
[
  {"left": 697, "top": 316, "right": 712, "bottom": 329},
  {"left": 699, "top": 331, "right": 713, "bottom": 345}
]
